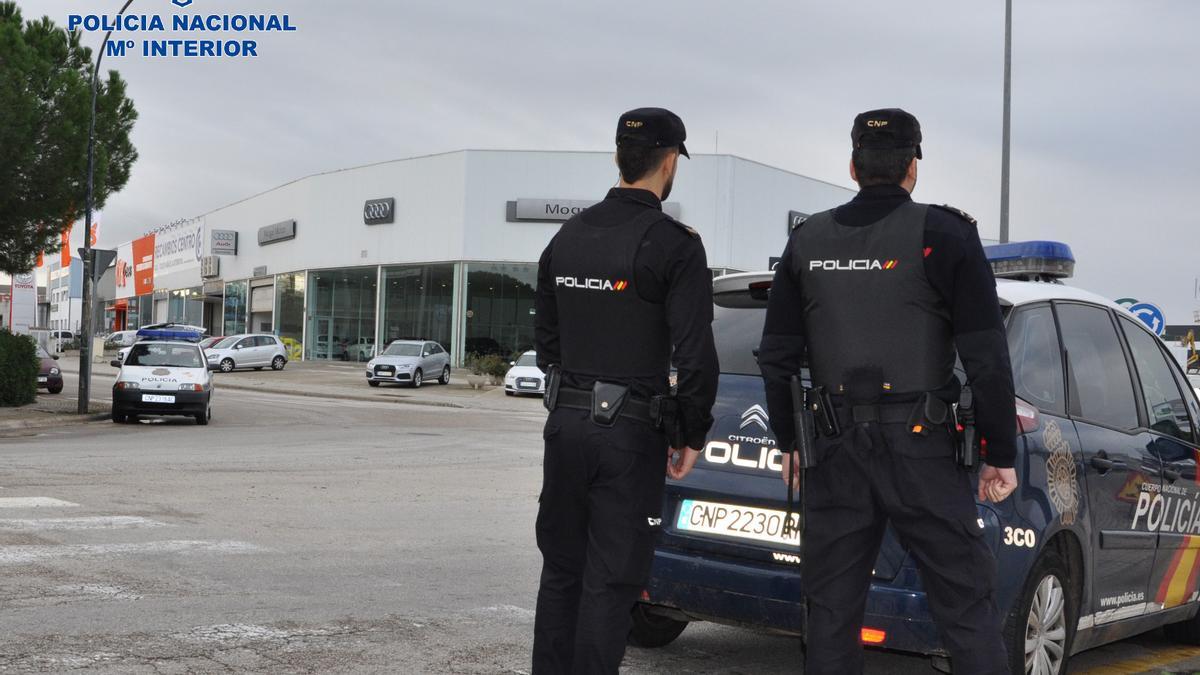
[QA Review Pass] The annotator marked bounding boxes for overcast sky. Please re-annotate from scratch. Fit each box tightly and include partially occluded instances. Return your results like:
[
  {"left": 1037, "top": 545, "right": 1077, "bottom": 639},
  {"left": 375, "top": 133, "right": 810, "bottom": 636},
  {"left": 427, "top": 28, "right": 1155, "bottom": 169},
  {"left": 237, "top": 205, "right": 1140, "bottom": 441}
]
[{"left": 21, "top": 0, "right": 1200, "bottom": 323}]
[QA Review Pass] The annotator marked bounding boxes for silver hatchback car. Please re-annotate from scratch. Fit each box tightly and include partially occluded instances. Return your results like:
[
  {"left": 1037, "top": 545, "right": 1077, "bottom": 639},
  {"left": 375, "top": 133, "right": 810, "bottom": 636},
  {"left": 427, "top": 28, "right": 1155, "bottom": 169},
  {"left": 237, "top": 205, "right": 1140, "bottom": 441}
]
[
  {"left": 205, "top": 334, "right": 289, "bottom": 373},
  {"left": 365, "top": 340, "right": 451, "bottom": 388}
]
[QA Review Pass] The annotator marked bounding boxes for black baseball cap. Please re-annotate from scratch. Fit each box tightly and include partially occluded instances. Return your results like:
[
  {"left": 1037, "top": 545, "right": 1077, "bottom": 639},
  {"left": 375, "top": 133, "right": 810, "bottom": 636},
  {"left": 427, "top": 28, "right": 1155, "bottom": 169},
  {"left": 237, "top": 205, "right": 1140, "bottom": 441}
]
[
  {"left": 851, "top": 108, "right": 922, "bottom": 159},
  {"left": 616, "top": 107, "right": 689, "bottom": 158}
]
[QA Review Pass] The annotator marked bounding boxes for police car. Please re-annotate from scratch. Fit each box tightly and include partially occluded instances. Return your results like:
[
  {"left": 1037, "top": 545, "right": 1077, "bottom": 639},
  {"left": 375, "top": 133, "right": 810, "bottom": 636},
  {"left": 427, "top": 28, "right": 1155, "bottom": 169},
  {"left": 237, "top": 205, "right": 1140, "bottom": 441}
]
[
  {"left": 632, "top": 242, "right": 1200, "bottom": 675},
  {"left": 110, "top": 327, "right": 214, "bottom": 425}
]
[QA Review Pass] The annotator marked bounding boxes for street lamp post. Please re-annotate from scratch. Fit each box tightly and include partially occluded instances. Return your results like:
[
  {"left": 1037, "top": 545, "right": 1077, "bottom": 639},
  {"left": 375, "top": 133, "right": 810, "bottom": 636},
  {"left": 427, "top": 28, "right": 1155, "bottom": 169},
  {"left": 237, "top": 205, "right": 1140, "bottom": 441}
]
[
  {"left": 78, "top": 0, "right": 134, "bottom": 414},
  {"left": 999, "top": 0, "right": 1013, "bottom": 243}
]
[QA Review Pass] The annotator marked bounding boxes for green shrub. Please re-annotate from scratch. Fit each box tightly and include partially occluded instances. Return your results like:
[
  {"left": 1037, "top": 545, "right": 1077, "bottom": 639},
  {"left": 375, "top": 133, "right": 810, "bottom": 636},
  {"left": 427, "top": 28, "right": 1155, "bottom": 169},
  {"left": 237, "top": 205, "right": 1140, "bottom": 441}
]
[{"left": 0, "top": 330, "right": 38, "bottom": 407}]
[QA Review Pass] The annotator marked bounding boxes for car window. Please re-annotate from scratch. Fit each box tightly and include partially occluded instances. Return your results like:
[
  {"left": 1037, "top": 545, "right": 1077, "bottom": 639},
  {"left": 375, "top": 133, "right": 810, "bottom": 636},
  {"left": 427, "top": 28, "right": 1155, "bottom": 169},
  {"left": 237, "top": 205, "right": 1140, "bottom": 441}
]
[
  {"left": 712, "top": 289, "right": 767, "bottom": 376},
  {"left": 126, "top": 343, "right": 204, "bottom": 368},
  {"left": 36, "top": 346, "right": 51, "bottom": 359},
  {"left": 1056, "top": 303, "right": 1139, "bottom": 430},
  {"left": 214, "top": 337, "right": 238, "bottom": 349},
  {"left": 1006, "top": 304, "right": 1065, "bottom": 415},
  {"left": 236, "top": 337, "right": 255, "bottom": 349},
  {"left": 1120, "top": 317, "right": 1196, "bottom": 444},
  {"left": 255, "top": 336, "right": 273, "bottom": 347},
  {"left": 431, "top": 344, "right": 444, "bottom": 354},
  {"left": 383, "top": 343, "right": 422, "bottom": 357},
  {"left": 516, "top": 353, "right": 538, "bottom": 367}
]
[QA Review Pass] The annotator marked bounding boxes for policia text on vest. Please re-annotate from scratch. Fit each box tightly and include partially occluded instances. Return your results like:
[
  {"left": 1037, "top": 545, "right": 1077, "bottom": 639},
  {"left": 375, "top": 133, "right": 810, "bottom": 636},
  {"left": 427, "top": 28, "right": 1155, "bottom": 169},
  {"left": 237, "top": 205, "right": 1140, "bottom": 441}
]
[
  {"left": 759, "top": 108, "right": 1020, "bottom": 675},
  {"left": 530, "top": 108, "right": 718, "bottom": 674}
]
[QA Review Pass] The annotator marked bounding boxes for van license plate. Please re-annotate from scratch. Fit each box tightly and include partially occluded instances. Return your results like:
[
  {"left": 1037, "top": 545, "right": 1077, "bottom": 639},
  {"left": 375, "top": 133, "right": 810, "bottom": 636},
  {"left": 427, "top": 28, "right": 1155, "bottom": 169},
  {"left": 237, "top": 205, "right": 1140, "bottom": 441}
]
[
  {"left": 676, "top": 499, "right": 800, "bottom": 547},
  {"left": 141, "top": 394, "right": 175, "bottom": 404}
]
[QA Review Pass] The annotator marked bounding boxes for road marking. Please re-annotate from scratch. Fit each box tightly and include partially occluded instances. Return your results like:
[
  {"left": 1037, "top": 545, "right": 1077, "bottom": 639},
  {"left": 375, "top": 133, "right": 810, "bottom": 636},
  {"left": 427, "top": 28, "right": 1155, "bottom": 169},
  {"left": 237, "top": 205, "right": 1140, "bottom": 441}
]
[
  {"left": 475, "top": 605, "right": 536, "bottom": 622},
  {"left": 51, "top": 584, "right": 142, "bottom": 601},
  {"left": 0, "top": 516, "right": 169, "bottom": 531},
  {"left": 0, "top": 540, "right": 263, "bottom": 564},
  {"left": 1079, "top": 646, "right": 1200, "bottom": 674},
  {"left": 178, "top": 623, "right": 334, "bottom": 644},
  {"left": 0, "top": 497, "right": 79, "bottom": 508}
]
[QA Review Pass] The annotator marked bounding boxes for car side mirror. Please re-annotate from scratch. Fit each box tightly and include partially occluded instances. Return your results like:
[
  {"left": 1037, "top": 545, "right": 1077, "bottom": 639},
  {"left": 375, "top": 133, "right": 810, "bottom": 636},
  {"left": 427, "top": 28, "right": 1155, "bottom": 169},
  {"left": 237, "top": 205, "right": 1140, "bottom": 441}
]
[{"left": 109, "top": 359, "right": 121, "bottom": 368}]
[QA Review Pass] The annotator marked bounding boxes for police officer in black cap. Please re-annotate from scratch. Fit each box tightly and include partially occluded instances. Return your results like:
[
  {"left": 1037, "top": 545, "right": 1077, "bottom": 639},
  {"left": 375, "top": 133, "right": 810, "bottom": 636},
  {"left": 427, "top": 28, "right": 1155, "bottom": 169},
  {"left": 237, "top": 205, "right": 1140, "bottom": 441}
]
[
  {"left": 759, "top": 108, "right": 1019, "bottom": 675},
  {"left": 532, "top": 107, "right": 719, "bottom": 674}
]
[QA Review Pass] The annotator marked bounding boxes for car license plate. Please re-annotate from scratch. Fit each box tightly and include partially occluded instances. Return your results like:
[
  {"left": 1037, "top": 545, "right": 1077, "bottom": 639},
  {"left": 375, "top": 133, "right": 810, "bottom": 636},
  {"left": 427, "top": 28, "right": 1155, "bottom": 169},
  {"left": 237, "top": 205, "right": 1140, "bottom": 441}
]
[
  {"left": 141, "top": 394, "right": 175, "bottom": 404},
  {"left": 519, "top": 381, "right": 538, "bottom": 389},
  {"left": 37, "top": 376, "right": 47, "bottom": 383},
  {"left": 676, "top": 499, "right": 800, "bottom": 547}
]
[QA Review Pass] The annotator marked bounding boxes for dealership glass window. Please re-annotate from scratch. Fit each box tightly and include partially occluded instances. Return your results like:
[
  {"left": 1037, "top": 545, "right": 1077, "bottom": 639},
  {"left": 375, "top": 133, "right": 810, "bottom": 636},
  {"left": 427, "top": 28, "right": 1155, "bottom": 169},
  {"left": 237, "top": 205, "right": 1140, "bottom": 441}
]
[
  {"left": 274, "top": 272, "right": 305, "bottom": 361},
  {"left": 168, "top": 287, "right": 204, "bottom": 327},
  {"left": 223, "top": 280, "right": 248, "bottom": 336},
  {"left": 464, "top": 262, "right": 537, "bottom": 360},
  {"left": 135, "top": 294, "right": 153, "bottom": 327},
  {"left": 381, "top": 264, "right": 454, "bottom": 354},
  {"left": 305, "top": 267, "right": 377, "bottom": 361}
]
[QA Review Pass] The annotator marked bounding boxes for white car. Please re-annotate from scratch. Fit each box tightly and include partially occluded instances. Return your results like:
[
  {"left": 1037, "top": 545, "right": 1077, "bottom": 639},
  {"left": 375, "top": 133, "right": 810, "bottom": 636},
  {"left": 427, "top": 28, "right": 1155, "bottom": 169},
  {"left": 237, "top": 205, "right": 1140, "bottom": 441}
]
[
  {"left": 345, "top": 336, "right": 376, "bottom": 362},
  {"left": 504, "top": 351, "right": 545, "bottom": 396},
  {"left": 205, "top": 334, "right": 289, "bottom": 373},
  {"left": 366, "top": 340, "right": 451, "bottom": 388},
  {"left": 104, "top": 330, "right": 138, "bottom": 350},
  {"left": 110, "top": 335, "right": 213, "bottom": 425}
]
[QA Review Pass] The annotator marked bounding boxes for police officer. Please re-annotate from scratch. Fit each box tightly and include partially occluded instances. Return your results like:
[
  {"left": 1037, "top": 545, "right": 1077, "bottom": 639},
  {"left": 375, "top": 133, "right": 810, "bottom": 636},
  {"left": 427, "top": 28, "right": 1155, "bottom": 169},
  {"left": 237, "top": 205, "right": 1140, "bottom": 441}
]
[
  {"left": 759, "top": 109, "right": 1019, "bottom": 675},
  {"left": 532, "top": 107, "right": 719, "bottom": 674}
]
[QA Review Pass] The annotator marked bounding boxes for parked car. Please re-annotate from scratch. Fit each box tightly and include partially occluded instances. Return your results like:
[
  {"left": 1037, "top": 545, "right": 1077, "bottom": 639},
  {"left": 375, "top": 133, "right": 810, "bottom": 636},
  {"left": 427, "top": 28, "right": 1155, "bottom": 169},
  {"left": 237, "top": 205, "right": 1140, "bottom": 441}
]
[
  {"left": 344, "top": 336, "right": 376, "bottom": 362},
  {"left": 50, "top": 329, "right": 74, "bottom": 351},
  {"left": 104, "top": 330, "right": 138, "bottom": 350},
  {"left": 504, "top": 351, "right": 545, "bottom": 396},
  {"left": 36, "top": 345, "right": 63, "bottom": 394},
  {"left": 365, "top": 340, "right": 451, "bottom": 388},
  {"left": 633, "top": 250, "right": 1200, "bottom": 675},
  {"left": 110, "top": 328, "right": 212, "bottom": 425},
  {"left": 204, "top": 334, "right": 288, "bottom": 373}
]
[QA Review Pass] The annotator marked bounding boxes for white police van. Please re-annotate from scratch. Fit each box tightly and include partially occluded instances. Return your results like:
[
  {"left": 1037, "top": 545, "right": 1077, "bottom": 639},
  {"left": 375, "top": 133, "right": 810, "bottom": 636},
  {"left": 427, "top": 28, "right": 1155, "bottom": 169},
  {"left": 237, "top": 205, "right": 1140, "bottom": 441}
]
[
  {"left": 635, "top": 242, "right": 1200, "bottom": 675},
  {"left": 110, "top": 327, "right": 214, "bottom": 425}
]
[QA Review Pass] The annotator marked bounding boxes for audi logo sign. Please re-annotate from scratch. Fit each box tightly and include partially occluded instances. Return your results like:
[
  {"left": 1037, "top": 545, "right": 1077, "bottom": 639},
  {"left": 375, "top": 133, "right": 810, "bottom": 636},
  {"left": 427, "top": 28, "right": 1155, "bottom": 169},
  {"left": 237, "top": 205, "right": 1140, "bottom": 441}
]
[{"left": 363, "top": 198, "right": 395, "bottom": 225}]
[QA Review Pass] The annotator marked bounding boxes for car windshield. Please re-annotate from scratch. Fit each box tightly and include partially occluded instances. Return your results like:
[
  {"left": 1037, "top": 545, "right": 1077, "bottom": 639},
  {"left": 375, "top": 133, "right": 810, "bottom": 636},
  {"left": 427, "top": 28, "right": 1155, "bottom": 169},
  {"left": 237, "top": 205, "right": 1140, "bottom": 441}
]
[
  {"left": 213, "top": 337, "right": 240, "bottom": 349},
  {"left": 516, "top": 353, "right": 538, "bottom": 367},
  {"left": 383, "top": 343, "right": 422, "bottom": 357},
  {"left": 36, "top": 346, "right": 51, "bottom": 359},
  {"left": 126, "top": 343, "right": 204, "bottom": 368}
]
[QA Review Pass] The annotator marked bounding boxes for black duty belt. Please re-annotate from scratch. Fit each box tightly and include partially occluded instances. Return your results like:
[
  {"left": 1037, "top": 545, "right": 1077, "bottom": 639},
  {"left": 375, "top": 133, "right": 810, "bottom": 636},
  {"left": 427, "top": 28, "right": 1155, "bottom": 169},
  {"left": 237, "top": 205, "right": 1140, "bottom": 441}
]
[
  {"left": 836, "top": 401, "right": 921, "bottom": 427},
  {"left": 554, "top": 386, "right": 656, "bottom": 424}
]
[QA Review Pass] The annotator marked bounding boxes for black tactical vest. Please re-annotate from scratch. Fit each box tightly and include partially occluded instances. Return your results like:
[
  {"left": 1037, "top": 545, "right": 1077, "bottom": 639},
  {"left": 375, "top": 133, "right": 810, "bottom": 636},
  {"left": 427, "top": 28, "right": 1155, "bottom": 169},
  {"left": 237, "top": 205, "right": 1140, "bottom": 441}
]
[
  {"left": 792, "top": 201, "right": 954, "bottom": 394},
  {"left": 549, "top": 209, "right": 673, "bottom": 380}
]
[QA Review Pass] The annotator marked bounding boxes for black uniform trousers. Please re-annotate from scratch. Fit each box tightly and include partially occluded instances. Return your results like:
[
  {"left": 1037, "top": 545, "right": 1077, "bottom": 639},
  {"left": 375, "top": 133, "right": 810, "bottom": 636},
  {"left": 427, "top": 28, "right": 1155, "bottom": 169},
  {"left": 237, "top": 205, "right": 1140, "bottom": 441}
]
[
  {"left": 802, "top": 419, "right": 1009, "bottom": 675},
  {"left": 533, "top": 408, "right": 667, "bottom": 675}
]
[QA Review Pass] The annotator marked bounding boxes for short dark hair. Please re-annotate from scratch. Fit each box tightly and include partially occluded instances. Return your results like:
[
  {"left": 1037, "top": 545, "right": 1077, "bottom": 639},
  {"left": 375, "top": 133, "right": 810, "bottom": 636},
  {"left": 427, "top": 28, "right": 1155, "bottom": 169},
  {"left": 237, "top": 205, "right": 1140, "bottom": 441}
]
[
  {"left": 616, "top": 143, "right": 675, "bottom": 183},
  {"left": 851, "top": 146, "right": 917, "bottom": 187}
]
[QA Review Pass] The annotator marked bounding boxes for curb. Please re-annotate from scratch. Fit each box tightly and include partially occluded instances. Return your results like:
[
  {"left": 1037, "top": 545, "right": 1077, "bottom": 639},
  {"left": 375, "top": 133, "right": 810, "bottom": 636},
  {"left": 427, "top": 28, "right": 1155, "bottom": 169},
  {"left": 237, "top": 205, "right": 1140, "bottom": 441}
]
[{"left": 0, "top": 411, "right": 111, "bottom": 434}]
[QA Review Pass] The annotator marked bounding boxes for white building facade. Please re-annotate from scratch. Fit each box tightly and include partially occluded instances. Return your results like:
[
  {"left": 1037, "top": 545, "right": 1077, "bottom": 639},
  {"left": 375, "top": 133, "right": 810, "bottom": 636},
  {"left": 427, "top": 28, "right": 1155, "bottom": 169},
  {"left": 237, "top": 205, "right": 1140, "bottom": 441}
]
[{"left": 102, "top": 150, "right": 854, "bottom": 364}]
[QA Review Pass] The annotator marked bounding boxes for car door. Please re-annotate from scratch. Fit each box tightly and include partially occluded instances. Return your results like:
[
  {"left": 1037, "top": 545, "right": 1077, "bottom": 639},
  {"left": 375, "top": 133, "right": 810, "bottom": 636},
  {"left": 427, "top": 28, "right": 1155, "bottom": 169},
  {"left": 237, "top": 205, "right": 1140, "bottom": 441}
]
[
  {"left": 233, "top": 337, "right": 257, "bottom": 366},
  {"left": 254, "top": 336, "right": 275, "bottom": 365},
  {"left": 1056, "top": 302, "right": 1162, "bottom": 625},
  {"left": 420, "top": 342, "right": 436, "bottom": 374},
  {"left": 1118, "top": 315, "right": 1200, "bottom": 612}
]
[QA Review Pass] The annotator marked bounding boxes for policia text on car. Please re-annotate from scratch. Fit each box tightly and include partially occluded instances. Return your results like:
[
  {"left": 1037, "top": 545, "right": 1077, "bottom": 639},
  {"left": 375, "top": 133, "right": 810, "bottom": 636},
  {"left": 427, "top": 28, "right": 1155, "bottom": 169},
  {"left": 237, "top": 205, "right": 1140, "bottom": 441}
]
[
  {"left": 531, "top": 108, "right": 719, "bottom": 674},
  {"left": 759, "top": 109, "right": 1020, "bottom": 675}
]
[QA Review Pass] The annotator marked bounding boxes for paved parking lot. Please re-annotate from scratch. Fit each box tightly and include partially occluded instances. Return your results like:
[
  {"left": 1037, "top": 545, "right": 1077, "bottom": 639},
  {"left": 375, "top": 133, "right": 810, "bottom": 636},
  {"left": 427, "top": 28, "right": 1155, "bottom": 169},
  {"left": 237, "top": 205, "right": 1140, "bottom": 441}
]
[{"left": 2, "top": 372, "right": 1199, "bottom": 673}]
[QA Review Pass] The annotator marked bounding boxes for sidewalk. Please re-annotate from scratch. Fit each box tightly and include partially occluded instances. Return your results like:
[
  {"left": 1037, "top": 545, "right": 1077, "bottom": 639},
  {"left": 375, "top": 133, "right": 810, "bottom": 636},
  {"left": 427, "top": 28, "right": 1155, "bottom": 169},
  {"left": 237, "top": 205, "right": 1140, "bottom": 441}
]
[
  {"left": 0, "top": 390, "right": 111, "bottom": 434},
  {"left": 60, "top": 359, "right": 547, "bottom": 415}
]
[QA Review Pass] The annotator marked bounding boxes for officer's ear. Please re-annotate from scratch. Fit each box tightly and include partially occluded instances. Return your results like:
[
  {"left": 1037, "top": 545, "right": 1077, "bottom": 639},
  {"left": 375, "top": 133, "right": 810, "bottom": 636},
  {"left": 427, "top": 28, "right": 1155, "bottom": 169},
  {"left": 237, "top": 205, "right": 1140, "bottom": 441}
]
[
  {"left": 661, "top": 150, "right": 679, "bottom": 178},
  {"left": 849, "top": 158, "right": 858, "bottom": 183}
]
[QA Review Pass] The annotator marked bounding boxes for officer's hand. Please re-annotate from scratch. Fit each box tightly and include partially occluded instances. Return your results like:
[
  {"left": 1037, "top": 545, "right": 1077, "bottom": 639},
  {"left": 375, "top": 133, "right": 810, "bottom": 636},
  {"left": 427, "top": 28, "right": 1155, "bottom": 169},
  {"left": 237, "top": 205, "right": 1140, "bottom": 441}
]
[
  {"left": 978, "top": 464, "right": 1018, "bottom": 503},
  {"left": 780, "top": 450, "right": 801, "bottom": 492},
  {"left": 667, "top": 447, "right": 701, "bottom": 481}
]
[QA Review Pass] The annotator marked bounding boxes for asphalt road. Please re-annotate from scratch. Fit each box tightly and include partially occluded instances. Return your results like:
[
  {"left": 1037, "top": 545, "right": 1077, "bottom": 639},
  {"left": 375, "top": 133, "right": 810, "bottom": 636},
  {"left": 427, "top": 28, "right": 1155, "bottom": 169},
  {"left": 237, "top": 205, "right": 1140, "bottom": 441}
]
[{"left": 2, "top": 380, "right": 1200, "bottom": 673}]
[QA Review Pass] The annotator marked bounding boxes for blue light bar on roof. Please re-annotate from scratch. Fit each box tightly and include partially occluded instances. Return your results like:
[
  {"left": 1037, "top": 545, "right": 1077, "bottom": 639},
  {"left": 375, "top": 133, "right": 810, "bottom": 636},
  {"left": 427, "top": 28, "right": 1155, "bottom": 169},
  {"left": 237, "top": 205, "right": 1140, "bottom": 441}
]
[
  {"left": 983, "top": 240, "right": 1075, "bottom": 280},
  {"left": 135, "top": 327, "right": 203, "bottom": 343}
]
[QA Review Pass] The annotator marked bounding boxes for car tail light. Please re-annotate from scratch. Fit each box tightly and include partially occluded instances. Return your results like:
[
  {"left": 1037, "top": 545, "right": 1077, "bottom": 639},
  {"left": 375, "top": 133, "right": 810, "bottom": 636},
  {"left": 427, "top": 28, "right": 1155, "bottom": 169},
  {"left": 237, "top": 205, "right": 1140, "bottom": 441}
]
[
  {"left": 114, "top": 381, "right": 139, "bottom": 390},
  {"left": 860, "top": 627, "right": 886, "bottom": 645},
  {"left": 178, "top": 384, "right": 203, "bottom": 392},
  {"left": 1015, "top": 397, "right": 1039, "bottom": 434},
  {"left": 640, "top": 590, "right": 651, "bottom": 602}
]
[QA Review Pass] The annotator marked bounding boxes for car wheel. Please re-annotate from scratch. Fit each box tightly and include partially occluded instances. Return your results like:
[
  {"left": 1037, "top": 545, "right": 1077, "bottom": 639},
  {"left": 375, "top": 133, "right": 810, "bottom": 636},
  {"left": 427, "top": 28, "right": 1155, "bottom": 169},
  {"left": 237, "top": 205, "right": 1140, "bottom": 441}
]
[
  {"left": 628, "top": 604, "right": 688, "bottom": 648},
  {"left": 1005, "top": 550, "right": 1074, "bottom": 675},
  {"left": 368, "top": 380, "right": 380, "bottom": 388},
  {"left": 272, "top": 356, "right": 286, "bottom": 370},
  {"left": 219, "top": 358, "right": 235, "bottom": 373},
  {"left": 195, "top": 406, "right": 210, "bottom": 426},
  {"left": 411, "top": 369, "right": 422, "bottom": 388},
  {"left": 439, "top": 366, "right": 451, "bottom": 385},
  {"left": 48, "top": 384, "right": 63, "bottom": 394}
]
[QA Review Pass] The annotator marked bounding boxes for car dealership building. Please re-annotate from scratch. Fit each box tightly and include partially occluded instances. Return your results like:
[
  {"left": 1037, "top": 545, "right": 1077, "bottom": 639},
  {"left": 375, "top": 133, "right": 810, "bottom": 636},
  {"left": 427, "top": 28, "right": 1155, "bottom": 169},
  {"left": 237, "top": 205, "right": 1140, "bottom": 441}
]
[{"left": 101, "top": 150, "right": 854, "bottom": 364}]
